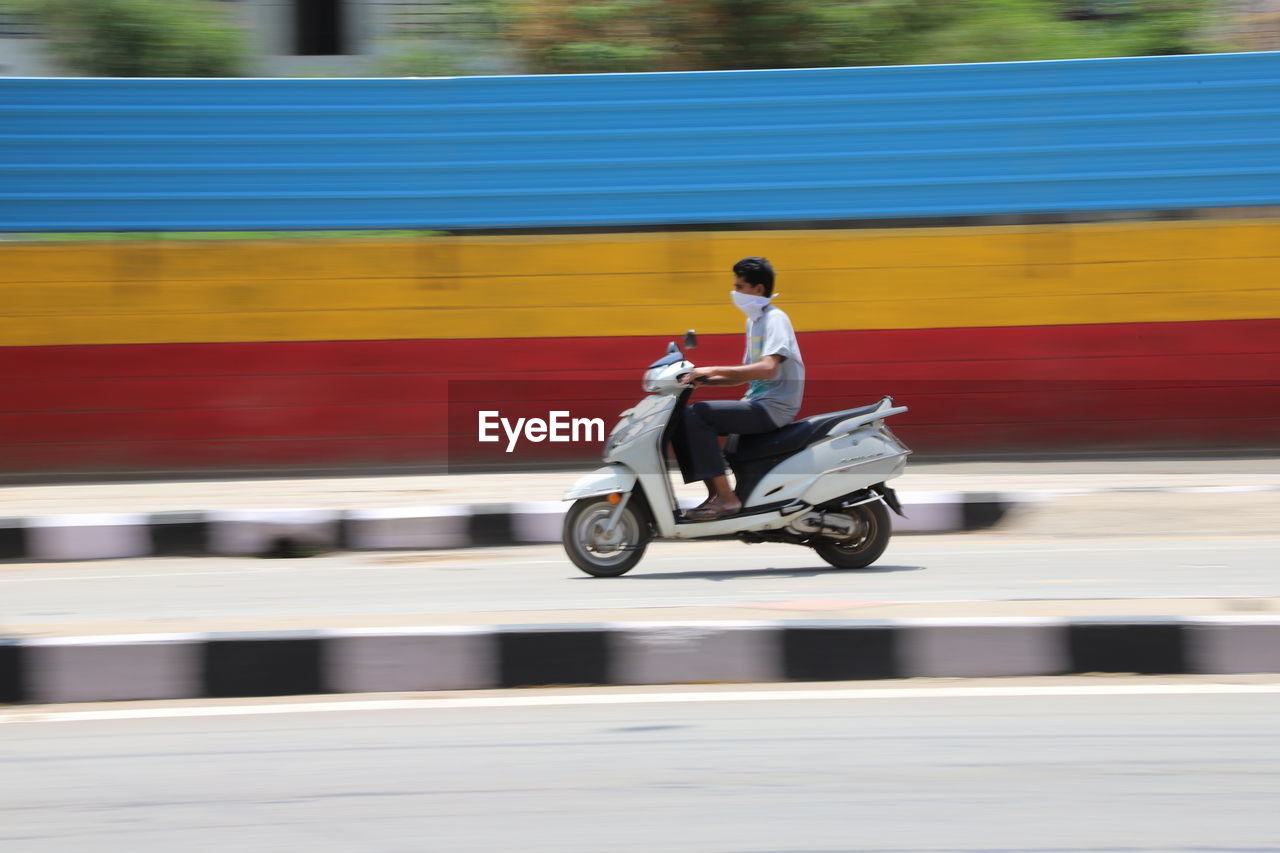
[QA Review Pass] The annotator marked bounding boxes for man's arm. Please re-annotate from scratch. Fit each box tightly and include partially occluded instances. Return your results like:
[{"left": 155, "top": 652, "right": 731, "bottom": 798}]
[{"left": 680, "top": 355, "right": 781, "bottom": 386}]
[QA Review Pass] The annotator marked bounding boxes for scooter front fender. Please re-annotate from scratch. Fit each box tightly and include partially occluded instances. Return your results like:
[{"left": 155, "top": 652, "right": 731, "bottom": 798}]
[{"left": 564, "top": 464, "right": 638, "bottom": 501}]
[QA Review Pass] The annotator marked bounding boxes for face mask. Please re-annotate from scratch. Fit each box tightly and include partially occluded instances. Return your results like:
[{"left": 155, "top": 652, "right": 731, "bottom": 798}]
[{"left": 731, "top": 290, "right": 776, "bottom": 320}]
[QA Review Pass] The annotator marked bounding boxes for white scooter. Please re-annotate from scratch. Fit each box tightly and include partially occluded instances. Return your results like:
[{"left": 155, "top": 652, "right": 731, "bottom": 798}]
[{"left": 562, "top": 331, "right": 912, "bottom": 577}]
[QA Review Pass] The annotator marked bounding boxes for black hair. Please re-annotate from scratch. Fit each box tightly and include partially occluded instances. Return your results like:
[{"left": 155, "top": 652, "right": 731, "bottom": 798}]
[{"left": 733, "top": 257, "right": 775, "bottom": 297}]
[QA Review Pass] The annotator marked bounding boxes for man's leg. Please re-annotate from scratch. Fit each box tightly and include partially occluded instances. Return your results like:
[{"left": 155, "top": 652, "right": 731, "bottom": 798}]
[{"left": 681, "top": 400, "right": 777, "bottom": 517}]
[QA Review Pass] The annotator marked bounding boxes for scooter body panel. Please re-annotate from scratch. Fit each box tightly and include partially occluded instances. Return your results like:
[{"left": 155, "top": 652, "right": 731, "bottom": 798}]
[
  {"left": 802, "top": 438, "right": 909, "bottom": 506},
  {"left": 595, "top": 394, "right": 683, "bottom": 537},
  {"left": 565, "top": 464, "right": 637, "bottom": 500},
  {"left": 741, "top": 428, "right": 909, "bottom": 509}
]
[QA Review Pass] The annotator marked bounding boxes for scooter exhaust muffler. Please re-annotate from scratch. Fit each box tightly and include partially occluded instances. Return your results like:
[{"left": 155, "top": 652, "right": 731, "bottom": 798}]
[{"left": 787, "top": 511, "right": 857, "bottom": 538}]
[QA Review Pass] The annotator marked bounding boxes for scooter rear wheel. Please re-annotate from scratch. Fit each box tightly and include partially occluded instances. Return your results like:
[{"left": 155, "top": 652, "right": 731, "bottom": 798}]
[
  {"left": 811, "top": 501, "right": 891, "bottom": 570},
  {"left": 563, "top": 496, "right": 651, "bottom": 577}
]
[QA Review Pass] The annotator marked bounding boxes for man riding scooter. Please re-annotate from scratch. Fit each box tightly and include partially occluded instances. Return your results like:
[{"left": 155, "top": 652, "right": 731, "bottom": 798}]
[
  {"left": 561, "top": 260, "right": 908, "bottom": 576},
  {"left": 674, "top": 257, "right": 805, "bottom": 520}
]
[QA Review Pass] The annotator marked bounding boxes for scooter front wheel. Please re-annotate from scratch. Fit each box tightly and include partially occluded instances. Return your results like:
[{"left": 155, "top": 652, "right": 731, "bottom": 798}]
[
  {"left": 563, "top": 496, "right": 651, "bottom": 577},
  {"left": 811, "top": 500, "right": 891, "bottom": 570}
]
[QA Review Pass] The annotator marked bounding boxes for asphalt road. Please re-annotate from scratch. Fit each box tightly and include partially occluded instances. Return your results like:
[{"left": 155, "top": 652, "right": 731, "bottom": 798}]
[
  {"left": 2, "top": 534, "right": 1279, "bottom": 632},
  {"left": 3, "top": 685, "right": 1278, "bottom": 852}
]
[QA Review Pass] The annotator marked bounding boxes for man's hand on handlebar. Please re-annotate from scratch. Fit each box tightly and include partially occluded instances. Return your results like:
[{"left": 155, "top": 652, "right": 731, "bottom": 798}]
[{"left": 679, "top": 367, "right": 716, "bottom": 386}]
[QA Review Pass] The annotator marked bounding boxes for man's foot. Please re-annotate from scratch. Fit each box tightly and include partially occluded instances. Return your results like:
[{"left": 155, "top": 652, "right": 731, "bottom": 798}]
[{"left": 684, "top": 499, "right": 742, "bottom": 521}]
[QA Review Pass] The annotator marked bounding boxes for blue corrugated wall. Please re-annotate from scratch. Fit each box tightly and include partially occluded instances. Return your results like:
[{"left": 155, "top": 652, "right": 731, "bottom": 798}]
[{"left": 2, "top": 51, "right": 1279, "bottom": 231}]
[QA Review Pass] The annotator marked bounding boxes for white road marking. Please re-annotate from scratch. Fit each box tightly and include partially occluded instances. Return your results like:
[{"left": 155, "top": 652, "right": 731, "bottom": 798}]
[
  {"left": 889, "top": 542, "right": 1279, "bottom": 555},
  {"left": 3, "top": 683, "right": 1279, "bottom": 725}
]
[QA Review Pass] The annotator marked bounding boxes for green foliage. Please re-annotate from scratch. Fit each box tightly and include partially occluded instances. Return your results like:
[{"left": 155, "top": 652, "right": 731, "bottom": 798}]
[
  {"left": 511, "top": 0, "right": 678, "bottom": 73},
  {"left": 900, "top": 0, "right": 1222, "bottom": 65},
  {"left": 802, "top": 1, "right": 966, "bottom": 68},
  {"left": 12, "top": 0, "right": 246, "bottom": 76},
  {"left": 505, "top": 0, "right": 1224, "bottom": 74},
  {"left": 6, "top": 0, "right": 1225, "bottom": 79},
  {"left": 539, "top": 40, "right": 666, "bottom": 72}
]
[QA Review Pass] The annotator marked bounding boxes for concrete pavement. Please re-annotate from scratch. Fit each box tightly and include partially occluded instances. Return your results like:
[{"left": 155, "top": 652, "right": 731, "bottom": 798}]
[
  {"left": 6, "top": 457, "right": 1279, "bottom": 515},
  {"left": 4, "top": 535, "right": 1280, "bottom": 638},
  {"left": 2, "top": 457, "right": 1277, "bottom": 560},
  {"left": 2, "top": 458, "right": 1275, "bottom": 704},
  {"left": 4, "top": 532, "right": 1279, "bottom": 704},
  {"left": 4, "top": 682, "right": 1279, "bottom": 852}
]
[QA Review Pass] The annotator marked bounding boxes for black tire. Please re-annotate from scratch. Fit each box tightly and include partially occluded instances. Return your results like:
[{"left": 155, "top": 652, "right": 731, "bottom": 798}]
[
  {"left": 563, "top": 496, "right": 651, "bottom": 577},
  {"left": 811, "top": 500, "right": 892, "bottom": 570}
]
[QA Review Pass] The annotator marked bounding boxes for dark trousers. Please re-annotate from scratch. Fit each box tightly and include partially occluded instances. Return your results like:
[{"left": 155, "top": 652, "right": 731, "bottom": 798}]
[{"left": 672, "top": 400, "right": 778, "bottom": 484}]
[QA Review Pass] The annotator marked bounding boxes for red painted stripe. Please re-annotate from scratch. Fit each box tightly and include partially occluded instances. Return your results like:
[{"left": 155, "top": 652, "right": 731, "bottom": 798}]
[
  {"left": 4, "top": 438, "right": 451, "bottom": 473},
  {"left": 2, "top": 318, "right": 1277, "bottom": 474},
  {"left": 0, "top": 405, "right": 451, "bottom": 444},
  {"left": 2, "top": 376, "right": 637, "bottom": 414},
  {"left": 801, "top": 385, "right": 1280, "bottom": 424},
  {"left": 906, "top": 418, "right": 1280, "bottom": 452},
  {"left": 4, "top": 318, "right": 1277, "bottom": 379},
  {"left": 807, "top": 354, "right": 1280, "bottom": 383}
]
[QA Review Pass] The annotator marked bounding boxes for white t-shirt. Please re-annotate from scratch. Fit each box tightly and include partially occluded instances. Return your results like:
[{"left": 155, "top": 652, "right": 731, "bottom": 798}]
[{"left": 743, "top": 305, "right": 805, "bottom": 428}]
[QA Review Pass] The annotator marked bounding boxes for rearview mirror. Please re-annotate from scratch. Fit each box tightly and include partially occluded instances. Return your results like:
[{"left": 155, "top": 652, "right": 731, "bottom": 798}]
[{"left": 683, "top": 329, "right": 698, "bottom": 350}]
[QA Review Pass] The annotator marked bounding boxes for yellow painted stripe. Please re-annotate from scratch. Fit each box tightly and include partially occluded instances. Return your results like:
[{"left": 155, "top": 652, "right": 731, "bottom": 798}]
[
  {"left": 4, "top": 292, "right": 1278, "bottom": 347},
  {"left": 5, "top": 220, "right": 1279, "bottom": 282},
  {"left": 3, "top": 259, "right": 1277, "bottom": 315},
  {"left": 2, "top": 220, "right": 1278, "bottom": 346}
]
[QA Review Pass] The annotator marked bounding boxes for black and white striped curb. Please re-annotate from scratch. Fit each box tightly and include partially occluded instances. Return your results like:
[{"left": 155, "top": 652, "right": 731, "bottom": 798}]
[
  {"left": 0, "top": 491, "right": 1010, "bottom": 561},
  {"left": 3, "top": 617, "right": 1278, "bottom": 705}
]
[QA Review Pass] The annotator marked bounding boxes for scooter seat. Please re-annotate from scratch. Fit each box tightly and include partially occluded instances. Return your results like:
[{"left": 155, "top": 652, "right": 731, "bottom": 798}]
[
  {"left": 802, "top": 401, "right": 887, "bottom": 441},
  {"left": 729, "top": 401, "right": 887, "bottom": 463},
  {"left": 729, "top": 420, "right": 816, "bottom": 462}
]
